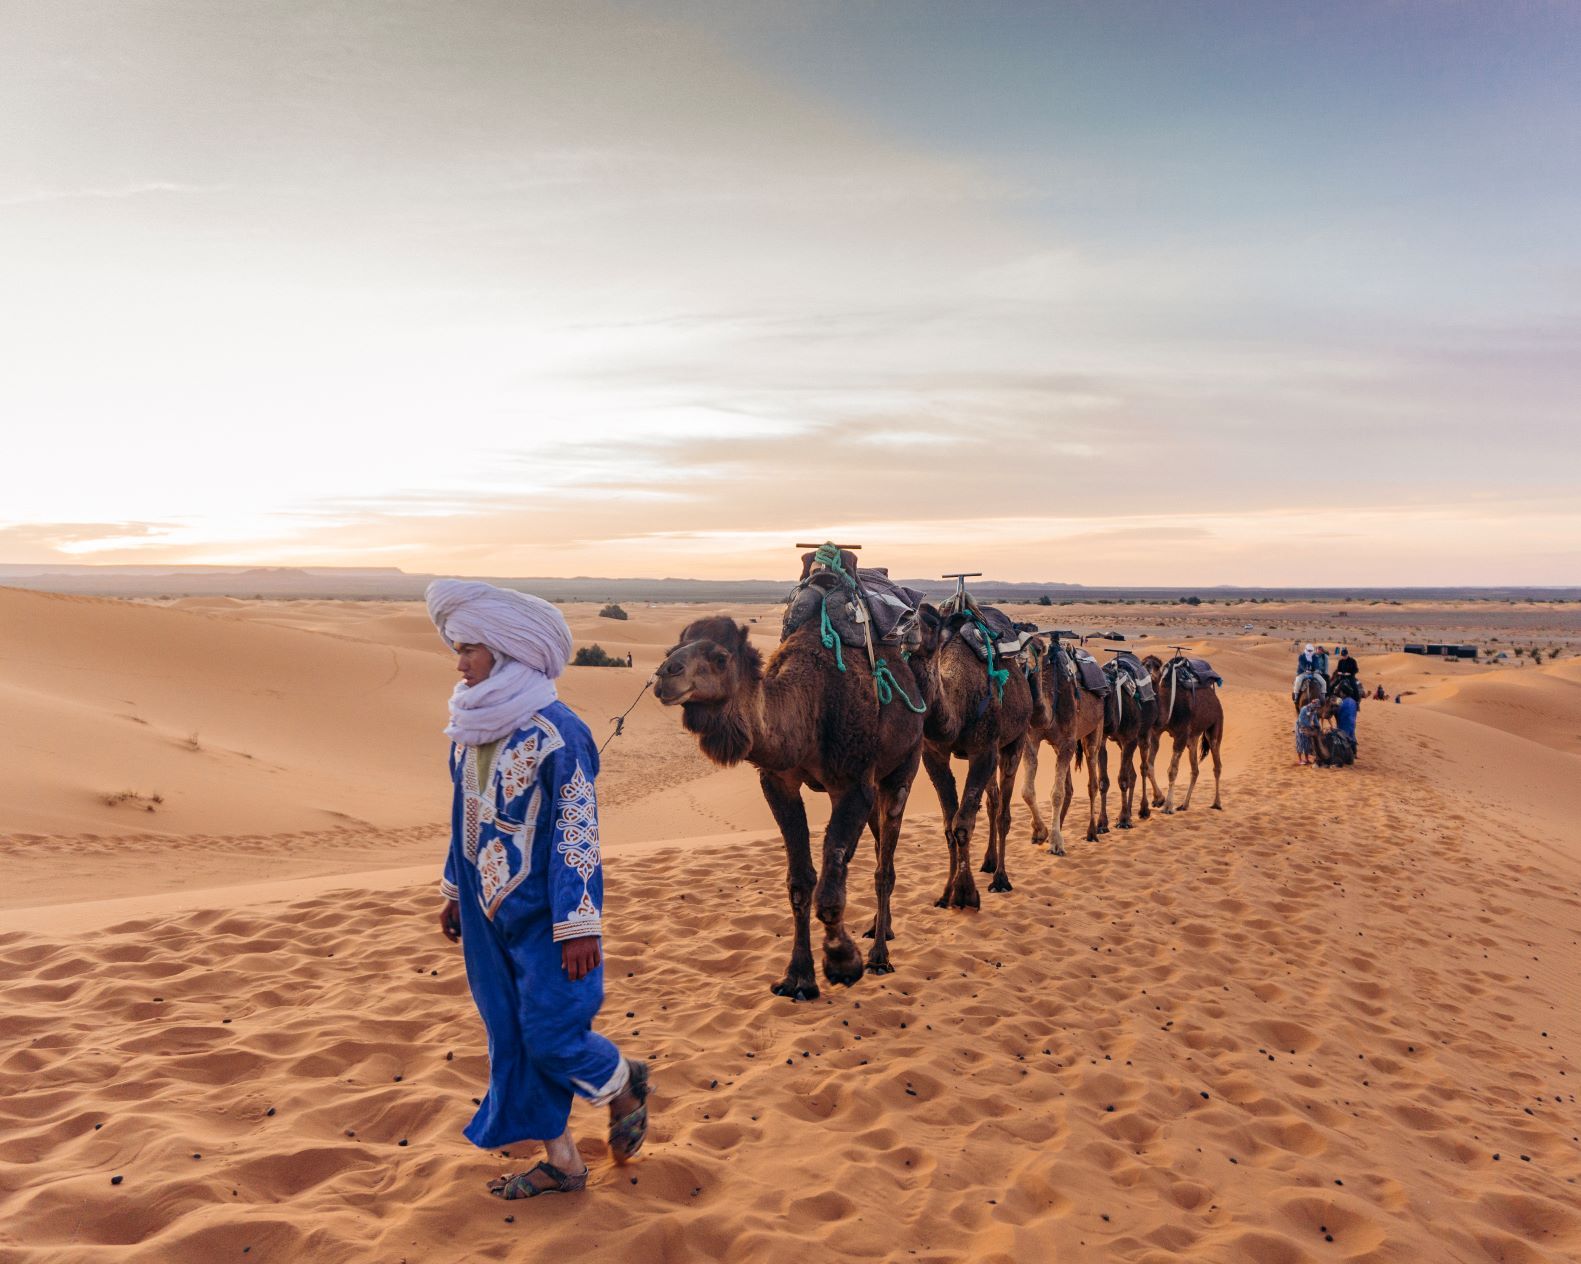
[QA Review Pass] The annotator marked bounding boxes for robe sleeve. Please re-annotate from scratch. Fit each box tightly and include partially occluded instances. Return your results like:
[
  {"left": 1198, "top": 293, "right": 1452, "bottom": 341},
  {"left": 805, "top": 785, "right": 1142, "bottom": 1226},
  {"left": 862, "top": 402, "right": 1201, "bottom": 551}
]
[
  {"left": 545, "top": 748, "right": 604, "bottom": 943},
  {"left": 440, "top": 742, "right": 461, "bottom": 900}
]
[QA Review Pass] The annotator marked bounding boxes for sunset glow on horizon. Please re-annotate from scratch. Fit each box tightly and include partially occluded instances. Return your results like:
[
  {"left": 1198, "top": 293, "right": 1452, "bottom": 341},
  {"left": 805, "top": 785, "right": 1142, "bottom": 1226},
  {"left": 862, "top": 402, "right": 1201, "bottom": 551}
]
[{"left": 4, "top": 2, "right": 1579, "bottom": 585}]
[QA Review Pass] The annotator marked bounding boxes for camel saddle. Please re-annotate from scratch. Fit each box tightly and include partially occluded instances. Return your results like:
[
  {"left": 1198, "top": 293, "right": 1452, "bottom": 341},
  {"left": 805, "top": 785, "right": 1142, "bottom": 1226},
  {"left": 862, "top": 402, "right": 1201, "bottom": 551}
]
[
  {"left": 1169, "top": 656, "right": 1223, "bottom": 689},
  {"left": 1105, "top": 651, "right": 1156, "bottom": 703},
  {"left": 939, "top": 597, "right": 1034, "bottom": 666},
  {"left": 1061, "top": 644, "right": 1112, "bottom": 695},
  {"left": 783, "top": 549, "right": 924, "bottom": 651}
]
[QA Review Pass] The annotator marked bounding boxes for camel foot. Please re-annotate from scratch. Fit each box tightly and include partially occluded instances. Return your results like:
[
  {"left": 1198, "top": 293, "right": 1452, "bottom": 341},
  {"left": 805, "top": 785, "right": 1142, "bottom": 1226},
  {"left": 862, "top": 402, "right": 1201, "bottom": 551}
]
[
  {"left": 1211, "top": 802, "right": 1223, "bottom": 811},
  {"left": 1160, "top": 806, "right": 1174, "bottom": 816},
  {"left": 770, "top": 973, "right": 819, "bottom": 1002},
  {"left": 822, "top": 935, "right": 866, "bottom": 987},
  {"left": 1029, "top": 828, "right": 1049, "bottom": 846},
  {"left": 1138, "top": 805, "right": 1150, "bottom": 820},
  {"left": 1116, "top": 819, "right": 1132, "bottom": 830},
  {"left": 864, "top": 955, "right": 895, "bottom": 976},
  {"left": 987, "top": 874, "right": 1013, "bottom": 894},
  {"left": 943, "top": 878, "right": 980, "bottom": 911},
  {"left": 1176, "top": 803, "right": 1190, "bottom": 813},
  {"left": 1098, "top": 822, "right": 1110, "bottom": 835},
  {"left": 1048, "top": 841, "right": 1066, "bottom": 858},
  {"left": 978, "top": 857, "right": 996, "bottom": 875},
  {"left": 1151, "top": 797, "right": 1166, "bottom": 809}
]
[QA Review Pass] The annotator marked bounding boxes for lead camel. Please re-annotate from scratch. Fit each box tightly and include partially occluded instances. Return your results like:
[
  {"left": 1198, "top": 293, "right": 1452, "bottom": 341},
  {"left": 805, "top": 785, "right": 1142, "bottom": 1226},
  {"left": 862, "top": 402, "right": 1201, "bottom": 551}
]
[{"left": 654, "top": 602, "right": 937, "bottom": 1000}]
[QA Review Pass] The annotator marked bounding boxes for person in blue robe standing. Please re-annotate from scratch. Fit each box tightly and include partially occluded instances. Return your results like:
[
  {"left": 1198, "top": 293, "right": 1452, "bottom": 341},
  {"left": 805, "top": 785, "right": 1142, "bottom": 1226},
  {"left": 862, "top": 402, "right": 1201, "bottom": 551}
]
[{"left": 427, "top": 579, "right": 651, "bottom": 1199}]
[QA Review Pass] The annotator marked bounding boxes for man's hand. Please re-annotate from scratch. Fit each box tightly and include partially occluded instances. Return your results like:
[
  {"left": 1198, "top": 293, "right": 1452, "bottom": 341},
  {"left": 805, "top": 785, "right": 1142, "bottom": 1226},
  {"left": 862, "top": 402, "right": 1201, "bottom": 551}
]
[
  {"left": 439, "top": 898, "right": 462, "bottom": 943},
  {"left": 562, "top": 936, "right": 602, "bottom": 981}
]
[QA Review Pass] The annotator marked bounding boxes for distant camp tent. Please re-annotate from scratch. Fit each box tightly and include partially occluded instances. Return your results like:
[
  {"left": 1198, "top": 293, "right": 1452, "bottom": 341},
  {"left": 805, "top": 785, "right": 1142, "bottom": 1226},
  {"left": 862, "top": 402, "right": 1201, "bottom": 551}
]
[{"left": 1402, "top": 644, "right": 1478, "bottom": 659}]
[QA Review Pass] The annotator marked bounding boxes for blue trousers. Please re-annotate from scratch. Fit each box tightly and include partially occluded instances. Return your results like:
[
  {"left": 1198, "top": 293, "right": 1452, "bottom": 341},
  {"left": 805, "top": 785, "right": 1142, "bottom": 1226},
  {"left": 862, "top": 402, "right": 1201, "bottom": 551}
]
[{"left": 458, "top": 906, "right": 622, "bottom": 1146}]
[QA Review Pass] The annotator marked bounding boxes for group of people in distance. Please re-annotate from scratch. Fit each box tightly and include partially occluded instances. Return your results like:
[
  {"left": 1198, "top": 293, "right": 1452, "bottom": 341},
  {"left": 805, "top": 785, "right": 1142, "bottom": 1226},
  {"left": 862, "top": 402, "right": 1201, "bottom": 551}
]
[{"left": 1294, "top": 642, "right": 1361, "bottom": 768}]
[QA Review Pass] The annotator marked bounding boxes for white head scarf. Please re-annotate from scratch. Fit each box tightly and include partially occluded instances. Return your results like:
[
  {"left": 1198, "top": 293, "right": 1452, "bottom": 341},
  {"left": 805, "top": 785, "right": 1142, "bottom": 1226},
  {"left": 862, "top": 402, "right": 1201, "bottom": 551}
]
[
  {"left": 426, "top": 580, "right": 574, "bottom": 745},
  {"left": 1305, "top": 643, "right": 1315, "bottom": 654}
]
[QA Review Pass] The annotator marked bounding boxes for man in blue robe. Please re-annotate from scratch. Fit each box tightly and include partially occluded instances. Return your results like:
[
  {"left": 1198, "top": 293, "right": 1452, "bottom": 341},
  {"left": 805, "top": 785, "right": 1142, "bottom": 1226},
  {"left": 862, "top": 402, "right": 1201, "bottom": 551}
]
[{"left": 428, "top": 579, "right": 651, "bottom": 1199}]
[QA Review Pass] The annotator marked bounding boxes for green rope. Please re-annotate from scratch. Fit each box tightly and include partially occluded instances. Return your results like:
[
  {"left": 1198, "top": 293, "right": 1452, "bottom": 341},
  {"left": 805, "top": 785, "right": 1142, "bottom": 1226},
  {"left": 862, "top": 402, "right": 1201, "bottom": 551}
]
[
  {"left": 818, "top": 590, "right": 846, "bottom": 672},
  {"left": 971, "top": 614, "right": 1009, "bottom": 702},
  {"left": 874, "top": 658, "right": 927, "bottom": 713}
]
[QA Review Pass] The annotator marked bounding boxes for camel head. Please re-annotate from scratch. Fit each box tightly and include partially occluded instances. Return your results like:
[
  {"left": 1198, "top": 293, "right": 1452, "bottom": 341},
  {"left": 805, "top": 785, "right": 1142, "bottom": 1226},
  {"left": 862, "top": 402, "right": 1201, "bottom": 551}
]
[
  {"left": 1141, "top": 653, "right": 1164, "bottom": 688},
  {"left": 655, "top": 616, "right": 763, "bottom": 766},
  {"left": 655, "top": 616, "right": 762, "bottom": 706}
]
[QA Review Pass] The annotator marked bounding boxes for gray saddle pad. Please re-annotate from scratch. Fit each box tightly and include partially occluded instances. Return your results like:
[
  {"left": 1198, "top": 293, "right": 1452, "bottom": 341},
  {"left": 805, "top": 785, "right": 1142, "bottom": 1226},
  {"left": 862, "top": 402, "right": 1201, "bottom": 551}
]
[
  {"left": 1173, "top": 656, "right": 1223, "bottom": 688},
  {"left": 1105, "top": 652, "right": 1156, "bottom": 702},
  {"left": 942, "top": 598, "right": 1026, "bottom": 664},
  {"left": 1064, "top": 646, "right": 1111, "bottom": 694}
]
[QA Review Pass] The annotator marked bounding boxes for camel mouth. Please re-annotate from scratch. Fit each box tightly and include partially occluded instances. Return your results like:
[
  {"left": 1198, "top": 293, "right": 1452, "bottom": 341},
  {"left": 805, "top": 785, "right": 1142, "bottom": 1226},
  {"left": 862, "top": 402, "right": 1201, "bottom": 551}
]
[{"left": 654, "top": 682, "right": 693, "bottom": 705}]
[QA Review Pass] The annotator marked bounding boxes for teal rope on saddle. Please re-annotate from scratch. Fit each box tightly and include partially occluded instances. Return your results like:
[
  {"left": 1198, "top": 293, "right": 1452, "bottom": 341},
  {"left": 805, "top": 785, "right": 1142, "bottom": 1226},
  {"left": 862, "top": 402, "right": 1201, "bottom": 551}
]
[
  {"left": 970, "top": 613, "right": 1009, "bottom": 702},
  {"left": 818, "top": 590, "right": 846, "bottom": 672},
  {"left": 874, "top": 657, "right": 927, "bottom": 713}
]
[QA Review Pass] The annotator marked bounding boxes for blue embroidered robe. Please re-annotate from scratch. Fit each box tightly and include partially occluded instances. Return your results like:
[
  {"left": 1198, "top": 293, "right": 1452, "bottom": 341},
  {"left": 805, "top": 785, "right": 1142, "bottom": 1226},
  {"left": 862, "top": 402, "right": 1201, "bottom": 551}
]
[{"left": 441, "top": 701, "right": 622, "bottom": 1145}]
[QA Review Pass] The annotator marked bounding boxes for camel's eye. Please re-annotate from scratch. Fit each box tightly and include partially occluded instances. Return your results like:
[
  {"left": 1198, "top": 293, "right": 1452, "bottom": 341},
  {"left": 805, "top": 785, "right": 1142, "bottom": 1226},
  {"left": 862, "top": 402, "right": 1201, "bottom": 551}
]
[{"left": 709, "top": 650, "right": 728, "bottom": 669}]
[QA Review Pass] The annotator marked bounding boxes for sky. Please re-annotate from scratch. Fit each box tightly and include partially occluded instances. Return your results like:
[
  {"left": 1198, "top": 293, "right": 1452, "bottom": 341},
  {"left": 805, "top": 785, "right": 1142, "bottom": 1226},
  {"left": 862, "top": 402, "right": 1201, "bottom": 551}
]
[{"left": 2, "top": 0, "right": 1578, "bottom": 585}]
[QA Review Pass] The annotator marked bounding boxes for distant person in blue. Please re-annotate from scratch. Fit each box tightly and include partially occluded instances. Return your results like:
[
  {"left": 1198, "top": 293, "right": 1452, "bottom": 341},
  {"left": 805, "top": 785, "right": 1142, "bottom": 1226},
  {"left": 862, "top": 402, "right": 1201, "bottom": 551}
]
[
  {"left": 428, "top": 580, "right": 650, "bottom": 1199},
  {"left": 1332, "top": 691, "right": 1358, "bottom": 748}
]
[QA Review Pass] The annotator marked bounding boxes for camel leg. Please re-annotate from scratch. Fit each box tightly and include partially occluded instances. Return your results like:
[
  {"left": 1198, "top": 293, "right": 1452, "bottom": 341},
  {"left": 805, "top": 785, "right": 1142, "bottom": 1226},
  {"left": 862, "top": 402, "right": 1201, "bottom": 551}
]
[
  {"left": 864, "top": 751, "right": 917, "bottom": 972},
  {"left": 979, "top": 773, "right": 1000, "bottom": 874},
  {"left": 1146, "top": 730, "right": 1166, "bottom": 808},
  {"left": 943, "top": 748, "right": 994, "bottom": 911},
  {"left": 1209, "top": 719, "right": 1224, "bottom": 810},
  {"left": 1046, "top": 744, "right": 1071, "bottom": 857},
  {"left": 1116, "top": 739, "right": 1136, "bottom": 829},
  {"left": 922, "top": 744, "right": 963, "bottom": 908},
  {"left": 1161, "top": 733, "right": 1186, "bottom": 814},
  {"left": 1178, "top": 729, "right": 1202, "bottom": 811},
  {"left": 813, "top": 782, "right": 875, "bottom": 988},
  {"left": 759, "top": 771, "right": 819, "bottom": 1000},
  {"left": 1084, "top": 734, "right": 1103, "bottom": 842},
  {"left": 987, "top": 737, "right": 1023, "bottom": 893},
  {"left": 1096, "top": 742, "right": 1111, "bottom": 835},
  {"left": 1019, "top": 739, "right": 1048, "bottom": 846}
]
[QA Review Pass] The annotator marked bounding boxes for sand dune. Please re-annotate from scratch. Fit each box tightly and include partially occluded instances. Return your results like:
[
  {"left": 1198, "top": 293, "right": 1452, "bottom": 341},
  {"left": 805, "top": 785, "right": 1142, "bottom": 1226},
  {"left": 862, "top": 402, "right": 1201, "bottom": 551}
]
[{"left": 2, "top": 595, "right": 1579, "bottom": 1262}]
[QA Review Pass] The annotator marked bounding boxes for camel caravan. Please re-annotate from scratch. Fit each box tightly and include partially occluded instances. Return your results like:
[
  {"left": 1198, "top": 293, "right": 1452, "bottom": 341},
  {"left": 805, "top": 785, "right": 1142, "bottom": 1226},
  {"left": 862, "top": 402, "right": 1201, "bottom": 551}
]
[{"left": 654, "top": 544, "right": 1226, "bottom": 1001}]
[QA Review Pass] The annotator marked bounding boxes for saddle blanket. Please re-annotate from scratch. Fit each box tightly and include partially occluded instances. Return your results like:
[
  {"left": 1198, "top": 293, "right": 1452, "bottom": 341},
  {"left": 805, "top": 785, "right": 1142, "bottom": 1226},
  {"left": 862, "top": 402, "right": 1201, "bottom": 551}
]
[
  {"left": 1066, "top": 647, "right": 1111, "bottom": 694},
  {"left": 1106, "top": 652, "right": 1156, "bottom": 702}
]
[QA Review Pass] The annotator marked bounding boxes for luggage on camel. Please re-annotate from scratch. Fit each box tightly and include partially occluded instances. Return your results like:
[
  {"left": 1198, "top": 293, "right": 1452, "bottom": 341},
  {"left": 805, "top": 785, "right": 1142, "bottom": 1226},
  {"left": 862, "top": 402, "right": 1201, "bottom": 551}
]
[
  {"left": 1169, "top": 655, "right": 1223, "bottom": 689},
  {"left": 1062, "top": 644, "right": 1112, "bottom": 695},
  {"left": 1105, "top": 650, "right": 1156, "bottom": 703},
  {"left": 783, "top": 544, "right": 925, "bottom": 653}
]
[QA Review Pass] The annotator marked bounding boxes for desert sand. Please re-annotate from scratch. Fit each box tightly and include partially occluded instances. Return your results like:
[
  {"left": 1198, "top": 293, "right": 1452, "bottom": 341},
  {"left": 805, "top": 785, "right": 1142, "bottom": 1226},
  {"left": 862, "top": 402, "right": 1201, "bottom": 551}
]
[{"left": 2, "top": 587, "right": 1579, "bottom": 1263}]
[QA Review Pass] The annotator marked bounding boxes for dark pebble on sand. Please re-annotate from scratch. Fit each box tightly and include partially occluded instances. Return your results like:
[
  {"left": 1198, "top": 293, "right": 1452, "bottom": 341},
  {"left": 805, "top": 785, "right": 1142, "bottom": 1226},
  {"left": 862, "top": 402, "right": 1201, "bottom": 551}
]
[
  {"left": 905, "top": 1088, "right": 917, "bottom": 1097},
  {"left": 1493, "top": 1153, "right": 1500, "bottom": 1160},
  {"left": 1229, "top": 1157, "right": 1238, "bottom": 1164},
  {"left": 504, "top": 1215, "right": 514, "bottom": 1224},
  {"left": 393, "top": 1075, "right": 402, "bottom": 1082},
  {"left": 110, "top": 1175, "right": 123, "bottom": 1185},
  {"left": 154, "top": 997, "right": 163, "bottom": 1002},
  {"left": 265, "top": 1107, "right": 275, "bottom": 1117},
  {"left": 193, "top": 1153, "right": 201, "bottom": 1160},
  {"left": 709, "top": 1080, "right": 717, "bottom": 1090},
  {"left": 346, "top": 1130, "right": 355, "bottom": 1137},
  {"left": 1325, "top": 1234, "right": 1334, "bottom": 1242},
  {"left": 472, "top": 1098, "right": 481, "bottom": 1105},
  {"left": 1101, "top": 1214, "right": 1109, "bottom": 1222},
  {"left": 446, "top": 1051, "right": 453, "bottom": 1061},
  {"left": 398, "top": 1139, "right": 409, "bottom": 1146},
  {"left": 1105, "top": 1105, "right": 1115, "bottom": 1113},
  {"left": 630, "top": 1176, "right": 638, "bottom": 1185},
  {"left": 94, "top": 1123, "right": 103, "bottom": 1130},
  {"left": 222, "top": 1018, "right": 232, "bottom": 1024},
  {"left": 627, "top": 1011, "right": 635, "bottom": 1018}
]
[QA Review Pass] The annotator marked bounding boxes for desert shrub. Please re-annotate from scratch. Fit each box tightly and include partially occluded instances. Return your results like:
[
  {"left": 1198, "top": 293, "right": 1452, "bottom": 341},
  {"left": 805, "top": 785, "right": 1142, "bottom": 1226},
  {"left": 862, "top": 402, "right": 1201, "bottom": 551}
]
[
  {"left": 599, "top": 603, "right": 629, "bottom": 620},
  {"left": 1037, "top": 594, "right": 1053, "bottom": 606},
  {"left": 573, "top": 644, "right": 627, "bottom": 667}
]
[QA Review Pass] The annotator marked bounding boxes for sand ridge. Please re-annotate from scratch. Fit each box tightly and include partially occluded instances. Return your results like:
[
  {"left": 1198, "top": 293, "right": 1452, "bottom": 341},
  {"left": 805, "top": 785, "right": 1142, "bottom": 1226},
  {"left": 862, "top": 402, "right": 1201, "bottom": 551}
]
[{"left": 2, "top": 595, "right": 1579, "bottom": 1262}]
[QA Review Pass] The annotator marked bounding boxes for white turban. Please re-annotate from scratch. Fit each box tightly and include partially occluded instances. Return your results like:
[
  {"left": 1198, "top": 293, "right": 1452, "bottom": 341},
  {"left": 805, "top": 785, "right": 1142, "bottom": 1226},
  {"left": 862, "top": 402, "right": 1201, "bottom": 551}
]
[
  {"left": 426, "top": 580, "right": 574, "bottom": 745},
  {"left": 1305, "top": 644, "right": 1315, "bottom": 654}
]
